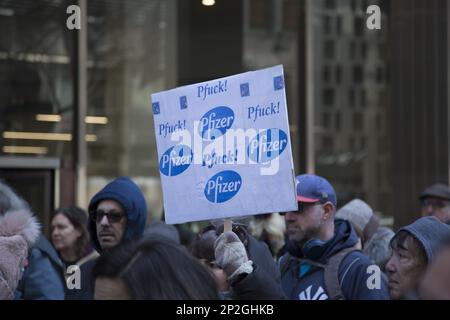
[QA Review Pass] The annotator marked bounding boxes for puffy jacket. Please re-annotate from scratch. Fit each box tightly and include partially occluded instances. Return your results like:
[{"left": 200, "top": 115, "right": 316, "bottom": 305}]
[
  {"left": 279, "top": 219, "right": 390, "bottom": 300},
  {"left": 15, "top": 235, "right": 65, "bottom": 300}
]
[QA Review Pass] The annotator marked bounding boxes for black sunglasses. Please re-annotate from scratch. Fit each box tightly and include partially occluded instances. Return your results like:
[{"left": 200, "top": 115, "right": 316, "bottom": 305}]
[{"left": 90, "top": 210, "right": 125, "bottom": 223}]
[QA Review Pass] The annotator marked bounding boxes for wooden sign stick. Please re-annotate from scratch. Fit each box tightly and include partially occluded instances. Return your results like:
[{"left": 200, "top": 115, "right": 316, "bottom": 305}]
[{"left": 223, "top": 218, "right": 232, "bottom": 233}]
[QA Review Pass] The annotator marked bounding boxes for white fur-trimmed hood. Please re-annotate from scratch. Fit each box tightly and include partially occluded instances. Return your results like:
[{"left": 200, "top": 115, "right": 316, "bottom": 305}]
[{"left": 0, "top": 209, "right": 40, "bottom": 246}]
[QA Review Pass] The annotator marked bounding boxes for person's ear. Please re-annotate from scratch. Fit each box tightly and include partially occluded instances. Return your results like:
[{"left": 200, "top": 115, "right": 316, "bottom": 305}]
[{"left": 322, "top": 202, "right": 335, "bottom": 221}]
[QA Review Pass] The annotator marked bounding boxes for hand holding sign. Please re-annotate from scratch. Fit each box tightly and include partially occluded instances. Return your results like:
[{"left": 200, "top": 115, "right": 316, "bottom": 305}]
[{"left": 214, "top": 230, "right": 253, "bottom": 282}]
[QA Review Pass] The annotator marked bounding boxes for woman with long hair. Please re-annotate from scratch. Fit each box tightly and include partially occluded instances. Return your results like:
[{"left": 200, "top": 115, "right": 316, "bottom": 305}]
[{"left": 51, "top": 206, "right": 98, "bottom": 268}]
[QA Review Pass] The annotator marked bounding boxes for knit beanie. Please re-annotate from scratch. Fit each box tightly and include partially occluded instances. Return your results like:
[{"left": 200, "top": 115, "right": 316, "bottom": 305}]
[{"left": 336, "top": 199, "right": 374, "bottom": 235}]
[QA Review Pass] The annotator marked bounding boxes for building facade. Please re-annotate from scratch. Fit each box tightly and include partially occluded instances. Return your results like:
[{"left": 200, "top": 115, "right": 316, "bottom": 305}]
[{"left": 0, "top": 0, "right": 448, "bottom": 232}]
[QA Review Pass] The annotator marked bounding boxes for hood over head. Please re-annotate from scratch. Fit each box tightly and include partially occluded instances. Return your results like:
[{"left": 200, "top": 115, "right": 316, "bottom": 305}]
[{"left": 88, "top": 177, "right": 147, "bottom": 252}]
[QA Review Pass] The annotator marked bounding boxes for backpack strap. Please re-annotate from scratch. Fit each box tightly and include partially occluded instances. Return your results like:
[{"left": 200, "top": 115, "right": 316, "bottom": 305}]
[
  {"left": 279, "top": 253, "right": 293, "bottom": 276},
  {"left": 323, "top": 246, "right": 358, "bottom": 300},
  {"left": 280, "top": 253, "right": 325, "bottom": 278}
]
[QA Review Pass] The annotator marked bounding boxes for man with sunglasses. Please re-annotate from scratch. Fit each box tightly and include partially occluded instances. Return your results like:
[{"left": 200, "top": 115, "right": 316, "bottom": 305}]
[
  {"left": 278, "top": 174, "right": 389, "bottom": 300},
  {"left": 70, "top": 176, "right": 147, "bottom": 299},
  {"left": 419, "top": 183, "right": 450, "bottom": 224}
]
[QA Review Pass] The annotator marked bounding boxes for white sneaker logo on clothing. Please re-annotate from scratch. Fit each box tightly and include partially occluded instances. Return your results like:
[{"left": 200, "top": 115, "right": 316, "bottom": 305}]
[{"left": 298, "top": 285, "right": 329, "bottom": 300}]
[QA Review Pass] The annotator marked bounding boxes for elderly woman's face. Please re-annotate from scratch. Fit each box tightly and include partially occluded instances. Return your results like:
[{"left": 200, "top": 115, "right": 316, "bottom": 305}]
[{"left": 385, "top": 233, "right": 427, "bottom": 299}]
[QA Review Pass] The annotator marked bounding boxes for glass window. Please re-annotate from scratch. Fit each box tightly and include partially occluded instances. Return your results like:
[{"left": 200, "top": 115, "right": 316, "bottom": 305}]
[
  {"left": 323, "top": 88, "right": 335, "bottom": 107},
  {"left": 354, "top": 17, "right": 364, "bottom": 37},
  {"left": 335, "top": 65, "right": 342, "bottom": 84},
  {"left": 0, "top": 0, "right": 76, "bottom": 233},
  {"left": 322, "top": 136, "right": 334, "bottom": 151},
  {"left": 283, "top": 0, "right": 299, "bottom": 30},
  {"left": 360, "top": 137, "right": 366, "bottom": 149},
  {"left": 349, "top": 137, "right": 356, "bottom": 151},
  {"left": 323, "top": 40, "right": 335, "bottom": 59},
  {"left": 378, "top": 43, "right": 386, "bottom": 59},
  {"left": 378, "top": 137, "right": 387, "bottom": 153},
  {"left": 324, "top": 0, "right": 336, "bottom": 10},
  {"left": 323, "top": 65, "right": 331, "bottom": 83},
  {"left": 378, "top": 90, "right": 385, "bottom": 105},
  {"left": 0, "top": 1, "right": 74, "bottom": 160},
  {"left": 323, "top": 112, "right": 331, "bottom": 128},
  {"left": 312, "top": 0, "right": 392, "bottom": 223},
  {"left": 323, "top": 15, "right": 332, "bottom": 35},
  {"left": 353, "top": 112, "right": 363, "bottom": 131},
  {"left": 353, "top": 65, "right": 364, "bottom": 84},
  {"left": 361, "top": 42, "right": 367, "bottom": 59},
  {"left": 85, "top": 0, "right": 175, "bottom": 221},
  {"left": 376, "top": 114, "right": 383, "bottom": 131},
  {"left": 336, "top": 16, "right": 342, "bottom": 35},
  {"left": 349, "top": 41, "right": 356, "bottom": 59},
  {"left": 250, "top": 0, "right": 271, "bottom": 29},
  {"left": 335, "top": 112, "right": 341, "bottom": 132},
  {"left": 360, "top": 89, "right": 367, "bottom": 106},
  {"left": 348, "top": 89, "right": 355, "bottom": 107},
  {"left": 376, "top": 66, "right": 384, "bottom": 83}
]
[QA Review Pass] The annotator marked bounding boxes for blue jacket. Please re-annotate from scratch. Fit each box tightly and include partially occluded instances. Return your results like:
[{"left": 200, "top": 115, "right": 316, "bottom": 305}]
[
  {"left": 15, "top": 235, "right": 65, "bottom": 300},
  {"left": 88, "top": 176, "right": 148, "bottom": 253},
  {"left": 71, "top": 177, "right": 147, "bottom": 300},
  {"left": 279, "top": 219, "right": 390, "bottom": 300}
]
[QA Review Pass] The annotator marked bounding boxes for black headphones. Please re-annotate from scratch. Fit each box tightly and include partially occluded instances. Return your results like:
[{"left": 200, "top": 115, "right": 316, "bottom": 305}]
[{"left": 302, "top": 238, "right": 327, "bottom": 261}]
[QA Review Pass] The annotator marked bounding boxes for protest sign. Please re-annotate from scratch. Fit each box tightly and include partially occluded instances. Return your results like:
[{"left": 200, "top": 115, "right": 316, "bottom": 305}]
[{"left": 151, "top": 65, "right": 297, "bottom": 224}]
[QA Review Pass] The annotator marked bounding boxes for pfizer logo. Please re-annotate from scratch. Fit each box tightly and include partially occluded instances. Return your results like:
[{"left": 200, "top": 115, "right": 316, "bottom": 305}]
[
  {"left": 199, "top": 106, "right": 234, "bottom": 140},
  {"left": 159, "top": 145, "right": 193, "bottom": 176},
  {"left": 247, "top": 128, "right": 288, "bottom": 163},
  {"left": 204, "top": 170, "right": 242, "bottom": 203}
]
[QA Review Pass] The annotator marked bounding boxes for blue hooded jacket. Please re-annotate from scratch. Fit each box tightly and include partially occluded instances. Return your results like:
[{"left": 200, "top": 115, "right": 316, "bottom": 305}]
[
  {"left": 67, "top": 177, "right": 148, "bottom": 300},
  {"left": 88, "top": 177, "right": 147, "bottom": 253},
  {"left": 279, "top": 219, "right": 390, "bottom": 300},
  {"left": 15, "top": 235, "right": 65, "bottom": 300}
]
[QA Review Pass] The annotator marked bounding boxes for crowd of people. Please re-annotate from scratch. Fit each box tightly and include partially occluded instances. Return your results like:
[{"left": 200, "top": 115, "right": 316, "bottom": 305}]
[{"left": 1, "top": 173, "right": 450, "bottom": 300}]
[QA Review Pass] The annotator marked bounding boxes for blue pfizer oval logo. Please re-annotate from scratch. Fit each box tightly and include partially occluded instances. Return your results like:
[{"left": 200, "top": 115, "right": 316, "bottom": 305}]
[
  {"left": 159, "top": 145, "right": 193, "bottom": 176},
  {"left": 199, "top": 106, "right": 234, "bottom": 140},
  {"left": 247, "top": 128, "right": 288, "bottom": 163},
  {"left": 204, "top": 170, "right": 242, "bottom": 203}
]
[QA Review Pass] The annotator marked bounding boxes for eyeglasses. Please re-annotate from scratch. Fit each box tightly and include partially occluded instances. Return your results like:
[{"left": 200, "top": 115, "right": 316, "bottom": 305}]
[
  {"left": 90, "top": 210, "right": 125, "bottom": 223},
  {"left": 420, "top": 199, "right": 450, "bottom": 209}
]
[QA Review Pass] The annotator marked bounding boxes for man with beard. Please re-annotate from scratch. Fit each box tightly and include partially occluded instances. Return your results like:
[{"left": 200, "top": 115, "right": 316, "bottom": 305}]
[
  {"left": 279, "top": 174, "right": 389, "bottom": 300},
  {"left": 69, "top": 177, "right": 147, "bottom": 299}
]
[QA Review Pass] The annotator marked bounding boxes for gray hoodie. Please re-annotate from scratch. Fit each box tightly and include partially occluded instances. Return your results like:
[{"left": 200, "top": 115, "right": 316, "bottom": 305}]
[{"left": 396, "top": 216, "right": 450, "bottom": 262}]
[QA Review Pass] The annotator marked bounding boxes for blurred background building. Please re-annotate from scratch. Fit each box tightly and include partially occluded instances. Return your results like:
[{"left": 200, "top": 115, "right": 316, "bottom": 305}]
[{"left": 0, "top": 0, "right": 448, "bottom": 234}]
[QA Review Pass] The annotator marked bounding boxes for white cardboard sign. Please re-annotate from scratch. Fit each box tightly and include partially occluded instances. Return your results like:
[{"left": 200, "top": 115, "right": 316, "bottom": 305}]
[{"left": 151, "top": 65, "right": 297, "bottom": 224}]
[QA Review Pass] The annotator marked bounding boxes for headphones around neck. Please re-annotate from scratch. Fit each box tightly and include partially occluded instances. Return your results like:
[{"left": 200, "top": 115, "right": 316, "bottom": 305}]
[{"left": 302, "top": 238, "right": 327, "bottom": 261}]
